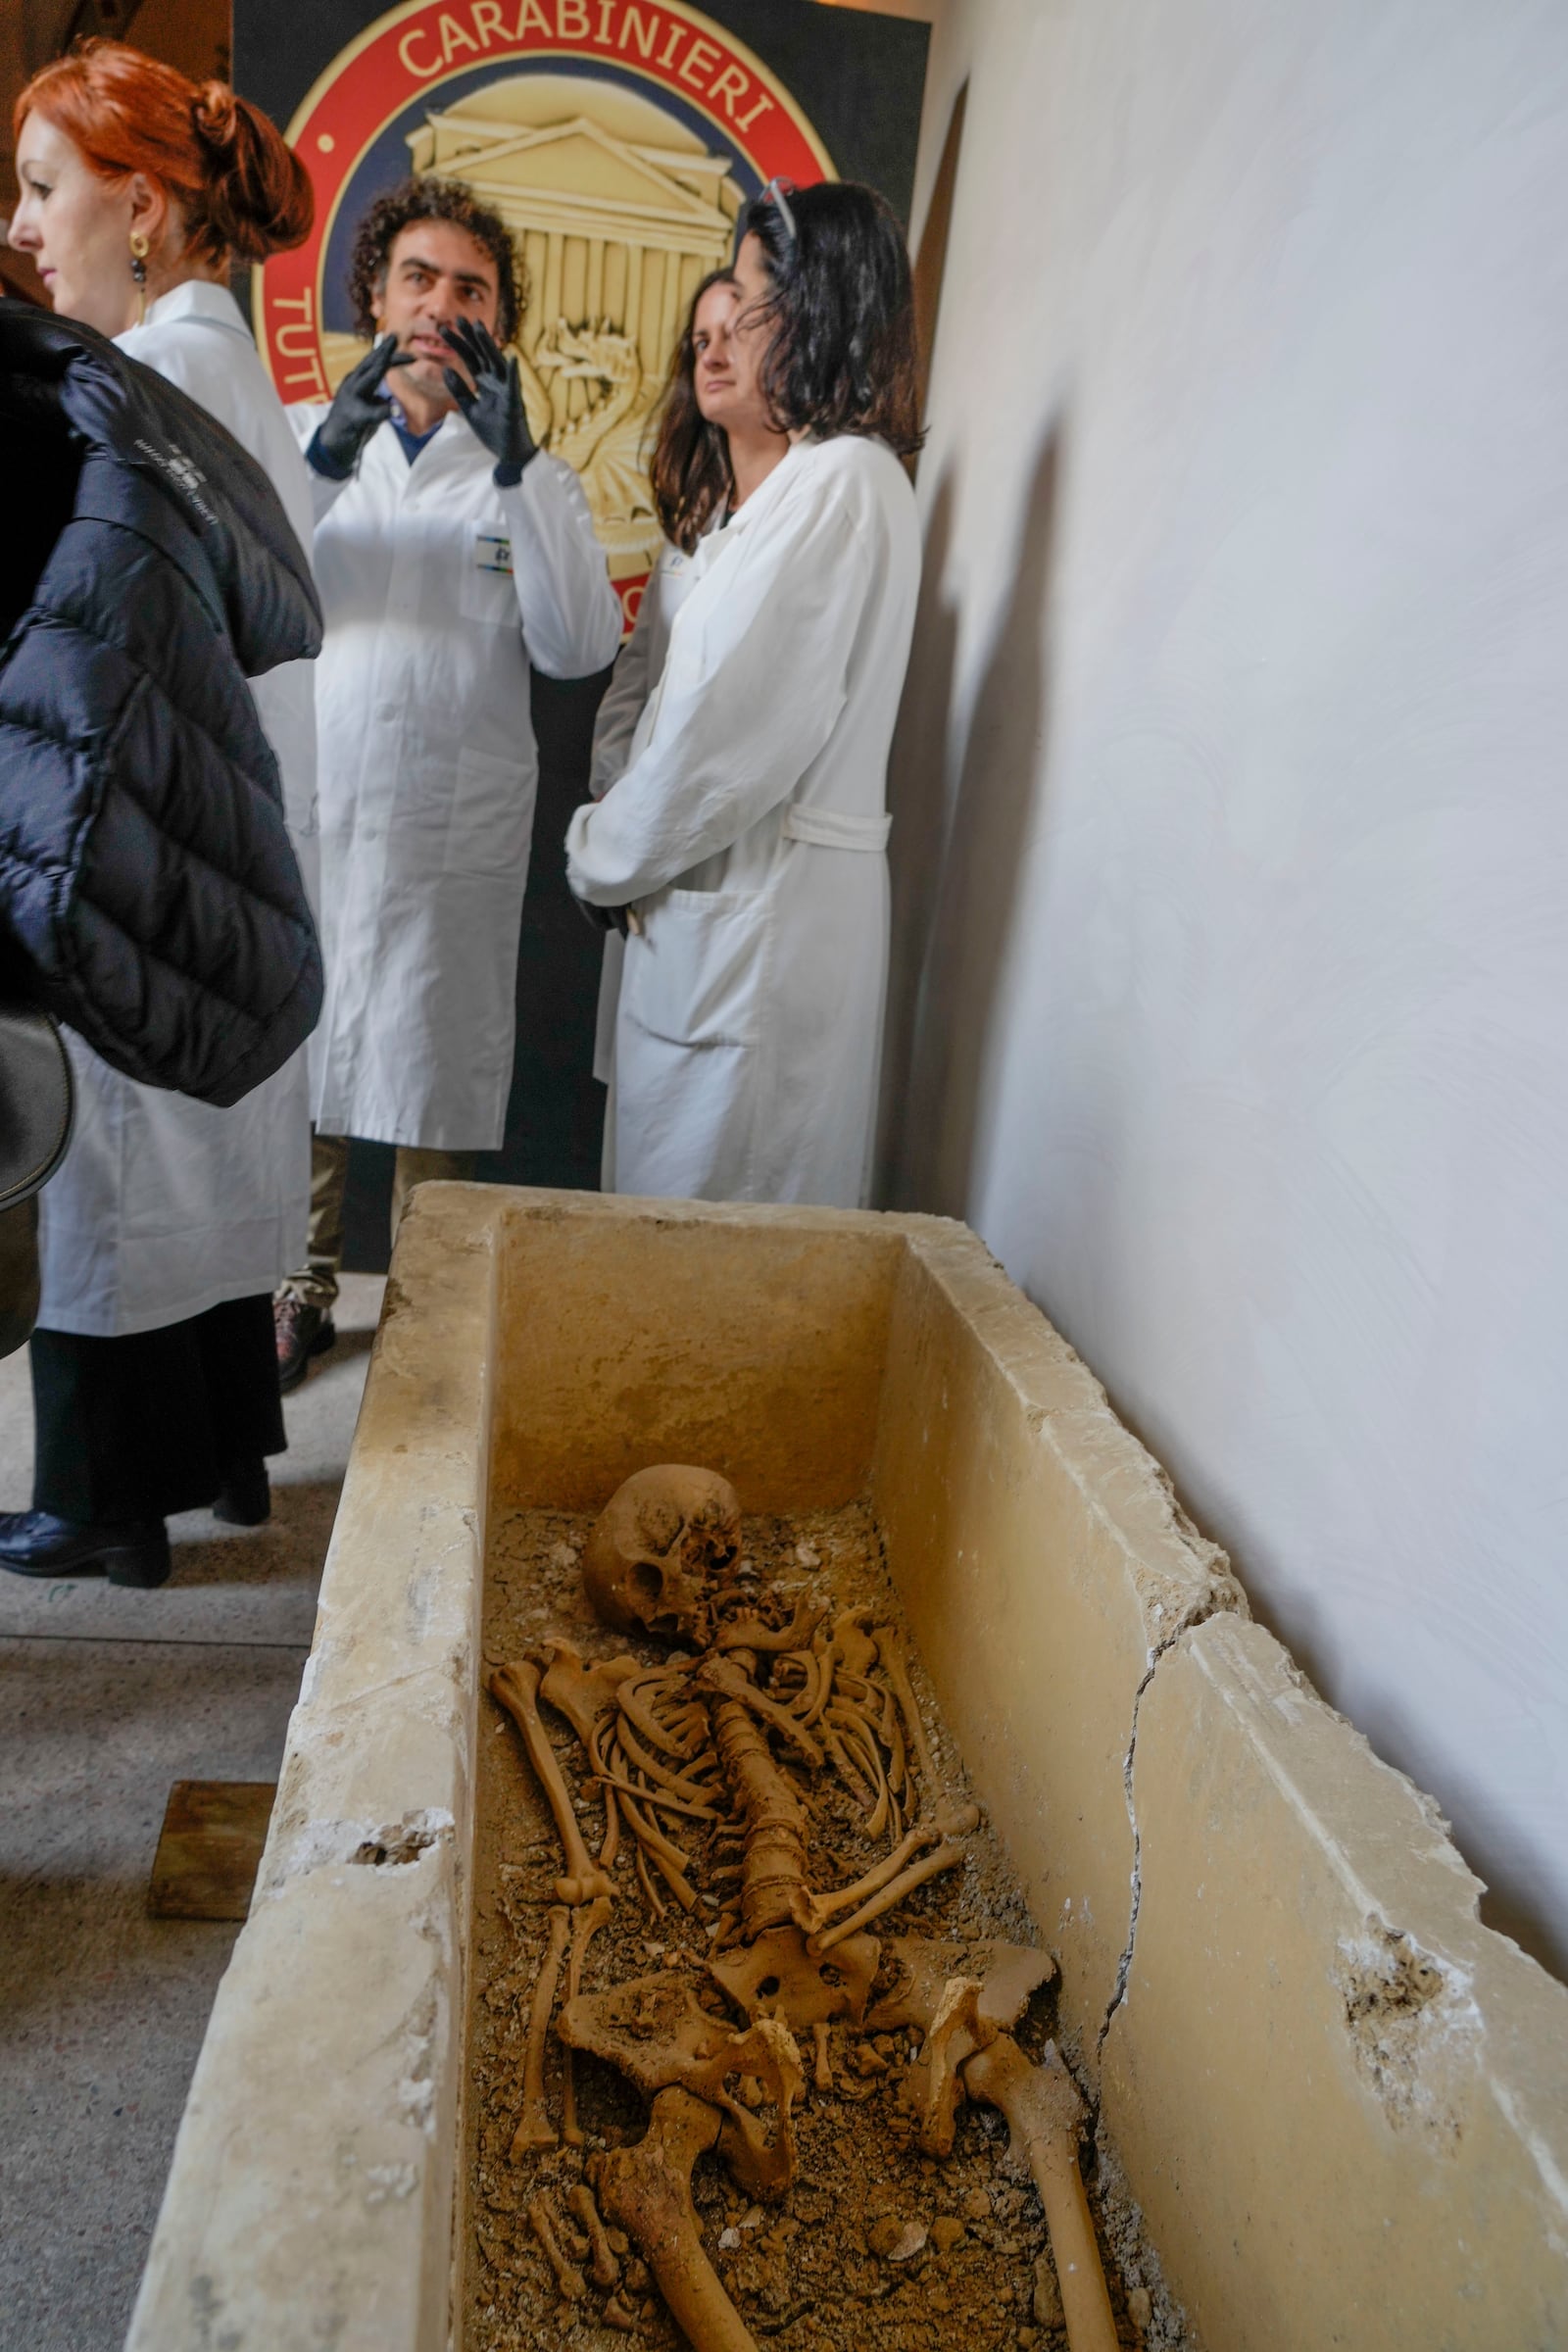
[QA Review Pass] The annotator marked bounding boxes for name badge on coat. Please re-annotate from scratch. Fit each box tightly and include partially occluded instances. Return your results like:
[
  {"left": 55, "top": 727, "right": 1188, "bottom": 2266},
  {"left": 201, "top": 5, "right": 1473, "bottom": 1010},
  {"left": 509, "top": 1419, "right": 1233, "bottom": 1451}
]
[{"left": 474, "top": 531, "right": 514, "bottom": 575}]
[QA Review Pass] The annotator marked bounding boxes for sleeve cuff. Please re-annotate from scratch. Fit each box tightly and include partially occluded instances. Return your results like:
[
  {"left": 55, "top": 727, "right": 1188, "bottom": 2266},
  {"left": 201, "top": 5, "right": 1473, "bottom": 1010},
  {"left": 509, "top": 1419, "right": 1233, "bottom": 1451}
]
[{"left": 306, "top": 427, "right": 354, "bottom": 482}]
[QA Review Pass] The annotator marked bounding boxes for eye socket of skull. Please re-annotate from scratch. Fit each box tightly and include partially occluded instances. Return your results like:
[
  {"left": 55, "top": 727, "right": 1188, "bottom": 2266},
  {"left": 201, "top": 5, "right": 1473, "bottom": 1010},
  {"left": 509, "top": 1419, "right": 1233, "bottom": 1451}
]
[{"left": 631, "top": 1560, "right": 667, "bottom": 1611}]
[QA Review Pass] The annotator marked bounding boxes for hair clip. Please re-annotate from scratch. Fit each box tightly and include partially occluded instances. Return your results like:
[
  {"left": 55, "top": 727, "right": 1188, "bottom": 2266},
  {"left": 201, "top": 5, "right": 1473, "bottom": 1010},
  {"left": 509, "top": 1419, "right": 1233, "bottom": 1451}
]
[{"left": 760, "top": 174, "right": 799, "bottom": 248}]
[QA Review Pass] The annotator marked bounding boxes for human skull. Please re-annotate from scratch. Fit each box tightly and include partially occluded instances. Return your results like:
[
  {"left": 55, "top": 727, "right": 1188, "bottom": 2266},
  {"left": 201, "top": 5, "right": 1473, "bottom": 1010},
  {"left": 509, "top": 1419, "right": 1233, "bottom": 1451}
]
[{"left": 583, "top": 1465, "right": 742, "bottom": 1646}]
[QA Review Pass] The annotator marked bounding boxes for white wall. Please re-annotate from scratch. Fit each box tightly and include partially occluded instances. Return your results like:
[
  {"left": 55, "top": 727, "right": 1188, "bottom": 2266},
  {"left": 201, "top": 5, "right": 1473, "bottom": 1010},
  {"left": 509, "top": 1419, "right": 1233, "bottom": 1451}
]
[{"left": 885, "top": 0, "right": 1568, "bottom": 1971}]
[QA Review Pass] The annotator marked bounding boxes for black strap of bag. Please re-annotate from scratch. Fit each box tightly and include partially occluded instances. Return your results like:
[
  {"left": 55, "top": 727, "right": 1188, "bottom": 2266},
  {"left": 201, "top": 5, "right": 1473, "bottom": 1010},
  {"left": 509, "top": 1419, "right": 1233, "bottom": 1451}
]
[
  {"left": 0, "top": 998, "right": 73, "bottom": 1359},
  {"left": 0, "top": 997, "right": 74, "bottom": 1212}
]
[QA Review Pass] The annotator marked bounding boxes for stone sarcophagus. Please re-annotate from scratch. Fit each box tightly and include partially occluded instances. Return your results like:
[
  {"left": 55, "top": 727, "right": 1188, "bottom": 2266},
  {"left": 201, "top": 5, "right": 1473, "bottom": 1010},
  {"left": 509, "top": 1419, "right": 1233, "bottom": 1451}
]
[{"left": 126, "top": 1189, "right": 1568, "bottom": 2352}]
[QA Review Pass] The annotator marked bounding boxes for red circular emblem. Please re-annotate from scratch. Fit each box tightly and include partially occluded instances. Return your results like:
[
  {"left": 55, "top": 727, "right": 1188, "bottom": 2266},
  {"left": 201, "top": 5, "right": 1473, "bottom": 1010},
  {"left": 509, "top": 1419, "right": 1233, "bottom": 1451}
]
[{"left": 259, "top": 0, "right": 833, "bottom": 626}]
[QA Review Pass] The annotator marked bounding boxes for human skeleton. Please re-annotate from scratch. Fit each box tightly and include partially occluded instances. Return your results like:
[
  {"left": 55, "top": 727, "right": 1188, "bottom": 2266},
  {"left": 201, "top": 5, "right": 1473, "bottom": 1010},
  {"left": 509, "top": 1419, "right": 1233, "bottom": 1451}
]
[{"left": 488, "top": 1465, "right": 1118, "bottom": 2352}]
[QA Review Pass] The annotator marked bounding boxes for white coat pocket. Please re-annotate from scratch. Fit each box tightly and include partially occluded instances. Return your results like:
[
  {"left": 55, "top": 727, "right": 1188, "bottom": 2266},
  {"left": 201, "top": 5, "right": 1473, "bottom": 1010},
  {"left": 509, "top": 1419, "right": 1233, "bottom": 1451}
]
[
  {"left": 444, "top": 745, "right": 531, "bottom": 879},
  {"left": 459, "top": 529, "right": 518, "bottom": 627},
  {"left": 621, "top": 888, "right": 766, "bottom": 1048}
]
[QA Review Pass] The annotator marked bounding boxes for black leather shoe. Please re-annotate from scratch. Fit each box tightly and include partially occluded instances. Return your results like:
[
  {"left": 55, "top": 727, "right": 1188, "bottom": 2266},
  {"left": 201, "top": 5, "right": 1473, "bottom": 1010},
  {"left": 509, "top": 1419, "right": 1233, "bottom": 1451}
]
[
  {"left": 213, "top": 1458, "right": 270, "bottom": 1528},
  {"left": 275, "top": 1294, "right": 335, "bottom": 1395},
  {"left": 0, "top": 1509, "right": 171, "bottom": 1588}
]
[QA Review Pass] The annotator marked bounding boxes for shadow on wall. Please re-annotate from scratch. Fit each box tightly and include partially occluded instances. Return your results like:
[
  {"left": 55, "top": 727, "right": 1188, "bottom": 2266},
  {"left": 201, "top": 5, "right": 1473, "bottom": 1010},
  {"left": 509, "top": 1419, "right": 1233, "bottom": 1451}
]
[
  {"left": 872, "top": 76, "right": 972, "bottom": 1205},
  {"left": 1339, "top": 1656, "right": 1568, "bottom": 1984},
  {"left": 911, "top": 79, "right": 967, "bottom": 424},
  {"left": 880, "top": 425, "right": 1065, "bottom": 1217},
  {"left": 875, "top": 466, "right": 958, "bottom": 1205}
]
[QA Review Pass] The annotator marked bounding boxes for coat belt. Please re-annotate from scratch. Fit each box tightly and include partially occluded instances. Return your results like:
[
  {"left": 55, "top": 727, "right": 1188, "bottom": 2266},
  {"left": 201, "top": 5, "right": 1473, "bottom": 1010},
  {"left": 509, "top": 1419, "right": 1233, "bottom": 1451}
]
[{"left": 781, "top": 806, "right": 892, "bottom": 853}]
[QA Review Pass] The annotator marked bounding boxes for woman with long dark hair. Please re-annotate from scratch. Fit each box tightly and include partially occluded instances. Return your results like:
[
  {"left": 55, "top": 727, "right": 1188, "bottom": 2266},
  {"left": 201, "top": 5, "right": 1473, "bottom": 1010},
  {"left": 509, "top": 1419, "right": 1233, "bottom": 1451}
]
[
  {"left": 585, "top": 264, "right": 787, "bottom": 1121},
  {"left": 2, "top": 41, "right": 317, "bottom": 1584},
  {"left": 568, "top": 180, "right": 922, "bottom": 1207}
]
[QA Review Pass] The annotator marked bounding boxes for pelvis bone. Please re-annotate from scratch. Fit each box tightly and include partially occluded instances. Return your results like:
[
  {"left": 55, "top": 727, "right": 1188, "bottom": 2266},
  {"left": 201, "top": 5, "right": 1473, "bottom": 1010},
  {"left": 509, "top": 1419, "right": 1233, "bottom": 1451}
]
[
  {"left": 584, "top": 1465, "right": 743, "bottom": 1646},
  {"left": 865, "top": 1945, "right": 1119, "bottom": 2352},
  {"left": 560, "top": 1972, "right": 804, "bottom": 2198},
  {"left": 709, "top": 1923, "right": 881, "bottom": 2032},
  {"left": 868, "top": 1934, "right": 1056, "bottom": 2158}
]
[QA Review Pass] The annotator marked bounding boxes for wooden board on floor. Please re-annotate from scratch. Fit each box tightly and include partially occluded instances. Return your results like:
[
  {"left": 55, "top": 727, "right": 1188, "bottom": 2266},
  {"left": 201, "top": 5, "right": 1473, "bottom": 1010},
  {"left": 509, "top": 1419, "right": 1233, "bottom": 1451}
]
[{"left": 148, "top": 1780, "right": 276, "bottom": 1921}]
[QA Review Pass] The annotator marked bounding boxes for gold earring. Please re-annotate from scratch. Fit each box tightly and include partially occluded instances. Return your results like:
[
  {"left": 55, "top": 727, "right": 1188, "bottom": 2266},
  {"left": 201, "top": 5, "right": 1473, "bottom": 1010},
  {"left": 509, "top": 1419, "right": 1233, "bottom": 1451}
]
[{"left": 129, "top": 229, "right": 150, "bottom": 326}]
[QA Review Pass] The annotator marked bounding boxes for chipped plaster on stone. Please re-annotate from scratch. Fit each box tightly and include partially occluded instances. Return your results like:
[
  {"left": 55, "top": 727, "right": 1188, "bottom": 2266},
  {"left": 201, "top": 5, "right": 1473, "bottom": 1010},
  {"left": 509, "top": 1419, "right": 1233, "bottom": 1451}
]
[{"left": 1102, "top": 1615, "right": 1568, "bottom": 2347}]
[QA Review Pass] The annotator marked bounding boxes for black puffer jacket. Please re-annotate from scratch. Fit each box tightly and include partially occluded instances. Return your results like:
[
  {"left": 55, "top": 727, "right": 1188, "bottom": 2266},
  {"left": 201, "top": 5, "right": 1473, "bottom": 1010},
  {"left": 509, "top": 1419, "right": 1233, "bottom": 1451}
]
[{"left": 0, "top": 306, "right": 323, "bottom": 1107}]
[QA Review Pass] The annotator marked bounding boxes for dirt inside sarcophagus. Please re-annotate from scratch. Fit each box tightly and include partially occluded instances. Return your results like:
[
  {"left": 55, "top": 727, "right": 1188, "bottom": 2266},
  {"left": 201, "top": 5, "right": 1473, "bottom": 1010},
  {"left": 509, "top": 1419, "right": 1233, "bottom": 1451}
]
[{"left": 465, "top": 1504, "right": 1195, "bottom": 2352}]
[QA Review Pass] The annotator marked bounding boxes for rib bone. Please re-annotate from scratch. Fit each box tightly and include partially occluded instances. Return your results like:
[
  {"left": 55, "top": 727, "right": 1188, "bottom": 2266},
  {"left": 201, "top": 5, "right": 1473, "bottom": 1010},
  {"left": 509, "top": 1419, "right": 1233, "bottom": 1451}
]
[
  {"left": 878, "top": 1682, "right": 906, "bottom": 1796},
  {"left": 772, "top": 1646, "right": 819, "bottom": 1721},
  {"left": 826, "top": 1701, "right": 890, "bottom": 1835},
  {"left": 620, "top": 1791, "right": 701, "bottom": 1911},
  {"left": 872, "top": 1625, "right": 938, "bottom": 1795},
  {"left": 818, "top": 1716, "right": 875, "bottom": 1812},
  {"left": 594, "top": 1763, "right": 716, "bottom": 1821},
  {"left": 800, "top": 1629, "right": 836, "bottom": 1729},
  {"left": 489, "top": 1660, "right": 613, "bottom": 1906},
  {"left": 619, "top": 1670, "right": 703, "bottom": 1760},
  {"left": 609, "top": 1716, "right": 723, "bottom": 1809},
  {"left": 593, "top": 2088, "right": 759, "bottom": 2352}
]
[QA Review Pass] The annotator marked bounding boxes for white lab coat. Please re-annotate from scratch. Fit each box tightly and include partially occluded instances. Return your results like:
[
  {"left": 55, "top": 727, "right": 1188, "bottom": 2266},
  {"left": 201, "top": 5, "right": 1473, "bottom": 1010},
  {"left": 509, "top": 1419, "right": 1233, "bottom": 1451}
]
[
  {"left": 566, "top": 435, "right": 920, "bottom": 1208},
  {"left": 586, "top": 532, "right": 706, "bottom": 1094},
  {"left": 289, "top": 403, "right": 622, "bottom": 1148},
  {"left": 36, "top": 281, "right": 318, "bottom": 1339}
]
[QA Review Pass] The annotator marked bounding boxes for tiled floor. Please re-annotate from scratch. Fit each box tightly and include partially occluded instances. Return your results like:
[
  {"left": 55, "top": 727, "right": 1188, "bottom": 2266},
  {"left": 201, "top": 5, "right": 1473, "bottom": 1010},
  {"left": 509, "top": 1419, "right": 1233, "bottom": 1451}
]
[{"left": 0, "top": 1277, "right": 383, "bottom": 2352}]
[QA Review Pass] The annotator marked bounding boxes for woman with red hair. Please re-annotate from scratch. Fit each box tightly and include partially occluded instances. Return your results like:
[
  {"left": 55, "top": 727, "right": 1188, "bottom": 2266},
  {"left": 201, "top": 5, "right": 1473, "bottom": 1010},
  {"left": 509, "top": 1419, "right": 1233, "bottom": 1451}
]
[{"left": 2, "top": 43, "right": 320, "bottom": 1587}]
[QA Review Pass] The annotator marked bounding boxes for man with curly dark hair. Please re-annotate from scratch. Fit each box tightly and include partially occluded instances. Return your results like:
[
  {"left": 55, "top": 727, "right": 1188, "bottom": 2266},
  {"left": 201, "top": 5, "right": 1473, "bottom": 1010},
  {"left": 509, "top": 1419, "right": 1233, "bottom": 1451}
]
[
  {"left": 273, "top": 177, "right": 620, "bottom": 1388},
  {"left": 347, "top": 175, "right": 525, "bottom": 346}
]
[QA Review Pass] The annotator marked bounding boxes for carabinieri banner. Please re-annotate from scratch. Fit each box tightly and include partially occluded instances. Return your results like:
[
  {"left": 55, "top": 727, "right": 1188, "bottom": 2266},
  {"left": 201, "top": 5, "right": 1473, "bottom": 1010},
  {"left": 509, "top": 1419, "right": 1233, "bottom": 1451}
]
[{"left": 241, "top": 0, "right": 929, "bottom": 627}]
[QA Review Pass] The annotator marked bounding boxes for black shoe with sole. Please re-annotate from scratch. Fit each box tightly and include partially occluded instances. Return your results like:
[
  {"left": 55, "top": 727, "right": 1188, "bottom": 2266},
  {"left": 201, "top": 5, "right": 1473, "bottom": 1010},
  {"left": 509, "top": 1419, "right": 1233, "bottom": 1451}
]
[
  {"left": 275, "top": 1295, "right": 335, "bottom": 1395},
  {"left": 0, "top": 1509, "right": 171, "bottom": 1587},
  {"left": 213, "top": 1458, "right": 270, "bottom": 1528}
]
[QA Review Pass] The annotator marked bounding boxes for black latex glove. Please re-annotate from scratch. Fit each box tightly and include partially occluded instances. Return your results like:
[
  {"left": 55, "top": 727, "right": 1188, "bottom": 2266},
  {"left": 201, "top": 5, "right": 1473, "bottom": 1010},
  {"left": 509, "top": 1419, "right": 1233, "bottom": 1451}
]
[
  {"left": 440, "top": 319, "right": 537, "bottom": 486},
  {"left": 307, "top": 334, "right": 416, "bottom": 479}
]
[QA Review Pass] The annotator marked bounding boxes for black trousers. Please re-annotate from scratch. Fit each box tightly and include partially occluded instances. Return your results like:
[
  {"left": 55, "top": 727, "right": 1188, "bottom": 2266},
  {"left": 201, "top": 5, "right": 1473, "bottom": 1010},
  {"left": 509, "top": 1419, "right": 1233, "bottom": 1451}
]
[{"left": 30, "top": 1295, "right": 286, "bottom": 1524}]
